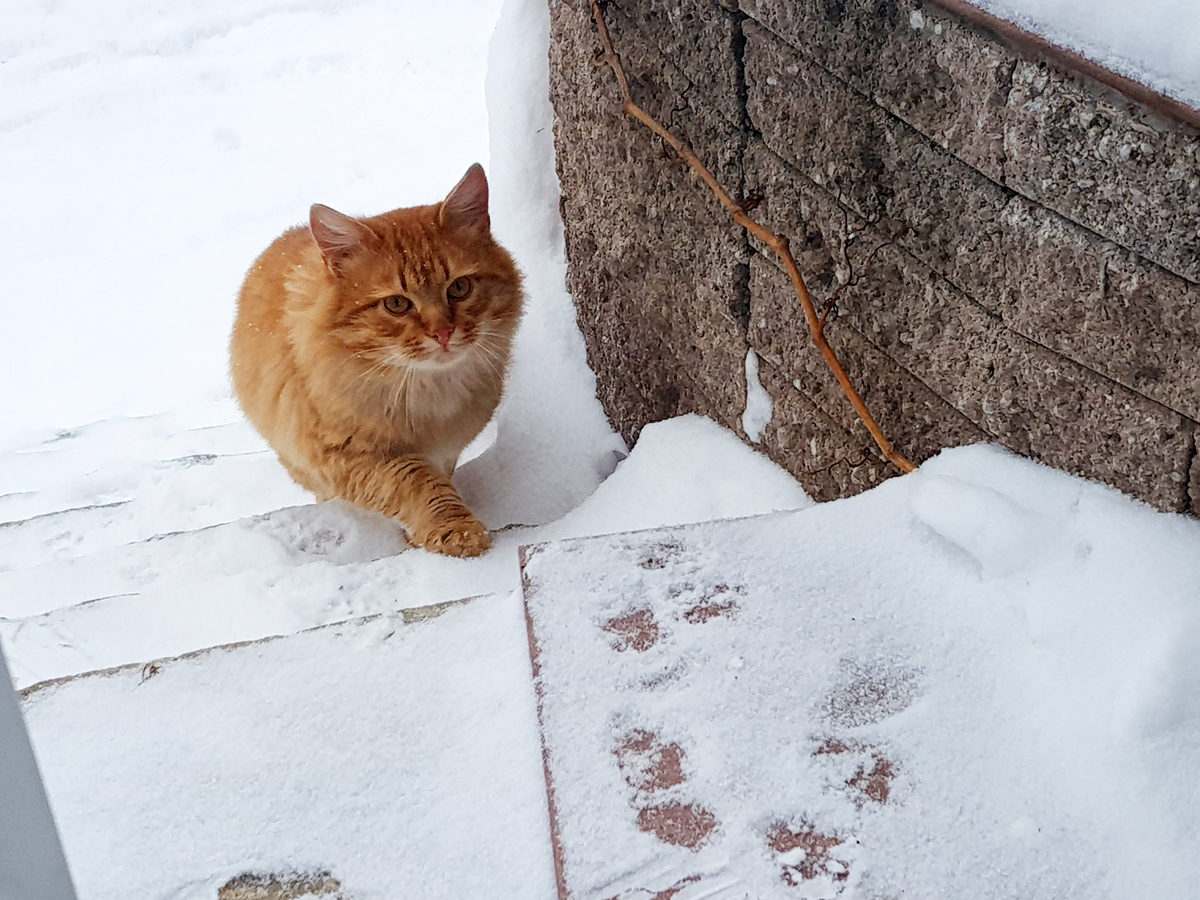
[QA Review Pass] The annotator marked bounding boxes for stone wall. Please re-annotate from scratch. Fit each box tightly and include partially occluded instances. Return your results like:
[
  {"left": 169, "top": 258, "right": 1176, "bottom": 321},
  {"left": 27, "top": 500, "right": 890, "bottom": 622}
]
[{"left": 547, "top": 0, "right": 1200, "bottom": 512}]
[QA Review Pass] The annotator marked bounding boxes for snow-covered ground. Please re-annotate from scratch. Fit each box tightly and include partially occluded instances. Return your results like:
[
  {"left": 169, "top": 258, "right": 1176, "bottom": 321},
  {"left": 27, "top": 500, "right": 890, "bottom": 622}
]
[
  {"left": 25, "top": 597, "right": 561, "bottom": 900},
  {"left": 0, "top": 409, "right": 808, "bottom": 689},
  {"left": 526, "top": 445, "right": 1200, "bottom": 899},
  {"left": 0, "top": 0, "right": 505, "bottom": 440},
  {"left": 3, "top": 0, "right": 1200, "bottom": 898}
]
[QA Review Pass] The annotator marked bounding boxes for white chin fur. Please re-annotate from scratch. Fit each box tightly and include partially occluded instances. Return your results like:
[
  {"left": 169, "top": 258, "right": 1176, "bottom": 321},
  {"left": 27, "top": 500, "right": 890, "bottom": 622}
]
[{"left": 383, "top": 347, "right": 461, "bottom": 370}]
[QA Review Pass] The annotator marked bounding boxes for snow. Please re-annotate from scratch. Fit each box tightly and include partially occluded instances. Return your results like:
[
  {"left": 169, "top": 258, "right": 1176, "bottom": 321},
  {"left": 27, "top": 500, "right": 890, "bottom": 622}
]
[
  {"left": 0, "top": 413, "right": 808, "bottom": 689},
  {"left": 523, "top": 443, "right": 1200, "bottom": 899},
  {"left": 22, "top": 598, "right": 558, "bottom": 900},
  {"left": 458, "top": 0, "right": 627, "bottom": 527},
  {"left": 0, "top": 0, "right": 503, "bottom": 439},
  {"left": 741, "top": 349, "right": 773, "bottom": 444},
  {"left": 966, "top": 0, "right": 1200, "bottom": 108},
  {"left": 2, "top": 0, "right": 1199, "bottom": 897}
]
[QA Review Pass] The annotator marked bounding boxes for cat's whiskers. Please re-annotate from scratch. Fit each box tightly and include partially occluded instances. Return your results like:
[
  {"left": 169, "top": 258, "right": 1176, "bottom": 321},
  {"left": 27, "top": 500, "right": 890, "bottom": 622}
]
[
  {"left": 348, "top": 353, "right": 402, "bottom": 407},
  {"left": 471, "top": 352, "right": 505, "bottom": 383},
  {"left": 351, "top": 353, "right": 393, "bottom": 385},
  {"left": 385, "top": 357, "right": 412, "bottom": 422},
  {"left": 400, "top": 365, "right": 423, "bottom": 434},
  {"left": 469, "top": 338, "right": 508, "bottom": 380}
]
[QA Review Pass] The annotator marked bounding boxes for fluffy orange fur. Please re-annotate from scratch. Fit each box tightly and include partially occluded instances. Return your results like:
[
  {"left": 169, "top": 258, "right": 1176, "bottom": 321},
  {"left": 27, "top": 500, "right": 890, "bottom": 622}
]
[{"left": 230, "top": 165, "right": 523, "bottom": 557}]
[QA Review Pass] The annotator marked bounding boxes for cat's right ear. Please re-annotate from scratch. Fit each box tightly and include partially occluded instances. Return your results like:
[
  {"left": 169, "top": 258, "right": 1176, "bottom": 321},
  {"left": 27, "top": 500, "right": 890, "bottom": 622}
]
[{"left": 310, "top": 204, "right": 377, "bottom": 271}]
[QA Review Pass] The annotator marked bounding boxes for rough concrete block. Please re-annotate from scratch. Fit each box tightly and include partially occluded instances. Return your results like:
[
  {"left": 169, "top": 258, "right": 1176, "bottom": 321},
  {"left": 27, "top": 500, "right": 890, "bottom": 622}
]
[
  {"left": 854, "top": 250, "right": 1191, "bottom": 509},
  {"left": 743, "top": 19, "right": 1008, "bottom": 308},
  {"left": 603, "top": 0, "right": 747, "bottom": 134},
  {"left": 1001, "top": 195, "right": 1200, "bottom": 420},
  {"left": 741, "top": 0, "right": 1014, "bottom": 183},
  {"left": 753, "top": 357, "right": 894, "bottom": 501},
  {"left": 742, "top": 143, "right": 991, "bottom": 471},
  {"left": 739, "top": 0, "right": 1200, "bottom": 285},
  {"left": 1005, "top": 60, "right": 1200, "bottom": 284},
  {"left": 751, "top": 255, "right": 989, "bottom": 468},
  {"left": 744, "top": 140, "right": 996, "bottom": 422},
  {"left": 853, "top": 253, "right": 1192, "bottom": 510},
  {"left": 742, "top": 142, "right": 847, "bottom": 298},
  {"left": 549, "top": 0, "right": 751, "bottom": 444},
  {"left": 742, "top": 142, "right": 1192, "bottom": 509},
  {"left": 548, "top": 0, "right": 1198, "bottom": 515}
]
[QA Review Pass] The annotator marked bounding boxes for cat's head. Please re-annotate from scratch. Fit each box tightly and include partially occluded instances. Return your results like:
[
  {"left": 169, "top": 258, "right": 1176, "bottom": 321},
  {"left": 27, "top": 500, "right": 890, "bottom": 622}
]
[{"left": 307, "top": 164, "right": 523, "bottom": 372}]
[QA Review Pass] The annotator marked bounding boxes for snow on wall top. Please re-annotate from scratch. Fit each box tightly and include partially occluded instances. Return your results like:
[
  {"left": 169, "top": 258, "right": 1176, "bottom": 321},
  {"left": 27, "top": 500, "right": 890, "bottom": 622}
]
[{"left": 964, "top": 0, "right": 1200, "bottom": 109}]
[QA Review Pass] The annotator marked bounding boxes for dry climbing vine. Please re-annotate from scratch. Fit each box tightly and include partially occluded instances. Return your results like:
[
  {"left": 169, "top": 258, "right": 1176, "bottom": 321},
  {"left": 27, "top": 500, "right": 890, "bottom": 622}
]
[{"left": 589, "top": 1, "right": 916, "bottom": 474}]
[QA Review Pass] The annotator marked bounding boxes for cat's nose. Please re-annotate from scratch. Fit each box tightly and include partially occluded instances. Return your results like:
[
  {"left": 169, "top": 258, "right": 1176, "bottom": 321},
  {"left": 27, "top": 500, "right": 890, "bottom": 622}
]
[{"left": 431, "top": 327, "right": 453, "bottom": 351}]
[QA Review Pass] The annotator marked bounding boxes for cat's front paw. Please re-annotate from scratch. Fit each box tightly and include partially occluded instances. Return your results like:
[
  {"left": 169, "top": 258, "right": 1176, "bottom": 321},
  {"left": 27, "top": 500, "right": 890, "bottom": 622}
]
[{"left": 413, "top": 515, "right": 491, "bottom": 558}]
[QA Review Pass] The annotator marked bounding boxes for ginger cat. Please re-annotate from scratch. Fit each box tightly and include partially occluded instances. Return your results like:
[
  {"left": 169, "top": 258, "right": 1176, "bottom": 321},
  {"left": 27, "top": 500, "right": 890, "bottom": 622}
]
[{"left": 230, "top": 164, "right": 522, "bottom": 557}]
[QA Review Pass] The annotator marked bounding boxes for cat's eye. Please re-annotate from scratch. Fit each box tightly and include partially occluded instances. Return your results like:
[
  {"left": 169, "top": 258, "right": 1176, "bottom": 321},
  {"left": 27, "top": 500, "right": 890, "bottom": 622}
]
[
  {"left": 447, "top": 277, "right": 472, "bottom": 301},
  {"left": 381, "top": 295, "right": 411, "bottom": 316}
]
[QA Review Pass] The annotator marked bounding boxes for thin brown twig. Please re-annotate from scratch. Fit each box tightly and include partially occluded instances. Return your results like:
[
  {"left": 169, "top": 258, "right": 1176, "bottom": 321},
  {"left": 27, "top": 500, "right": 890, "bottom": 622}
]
[
  {"left": 817, "top": 300, "right": 837, "bottom": 336},
  {"left": 589, "top": 1, "right": 916, "bottom": 474}
]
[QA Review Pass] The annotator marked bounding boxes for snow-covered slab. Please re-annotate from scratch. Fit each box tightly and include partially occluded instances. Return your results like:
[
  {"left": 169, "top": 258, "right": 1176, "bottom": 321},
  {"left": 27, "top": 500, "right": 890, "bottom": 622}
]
[
  {"left": 520, "top": 444, "right": 1200, "bottom": 900},
  {"left": 0, "top": 401, "right": 310, "bottom": 570},
  {"left": 0, "top": 502, "right": 409, "bottom": 621},
  {"left": 21, "top": 592, "right": 556, "bottom": 900},
  {"left": 0, "top": 453, "right": 306, "bottom": 570},
  {"left": 0, "top": 502, "right": 499, "bottom": 688},
  {"left": 0, "top": 414, "right": 809, "bottom": 690}
]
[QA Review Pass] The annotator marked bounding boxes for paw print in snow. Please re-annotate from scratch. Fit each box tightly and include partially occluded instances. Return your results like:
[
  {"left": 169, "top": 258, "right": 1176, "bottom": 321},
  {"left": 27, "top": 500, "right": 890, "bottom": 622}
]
[
  {"left": 682, "top": 583, "right": 744, "bottom": 623},
  {"left": 614, "top": 728, "right": 717, "bottom": 851},
  {"left": 814, "top": 738, "right": 899, "bottom": 807},
  {"left": 766, "top": 820, "right": 856, "bottom": 898},
  {"left": 604, "top": 608, "right": 661, "bottom": 652}
]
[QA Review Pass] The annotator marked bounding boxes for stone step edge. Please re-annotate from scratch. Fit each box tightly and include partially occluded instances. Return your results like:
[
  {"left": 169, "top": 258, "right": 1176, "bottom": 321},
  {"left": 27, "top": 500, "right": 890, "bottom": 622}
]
[{"left": 17, "top": 596, "right": 483, "bottom": 703}]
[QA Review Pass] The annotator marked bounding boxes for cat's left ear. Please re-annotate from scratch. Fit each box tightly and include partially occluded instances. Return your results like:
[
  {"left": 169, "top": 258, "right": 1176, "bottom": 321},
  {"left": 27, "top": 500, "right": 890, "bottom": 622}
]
[
  {"left": 310, "top": 204, "right": 378, "bottom": 271},
  {"left": 439, "top": 164, "right": 490, "bottom": 232}
]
